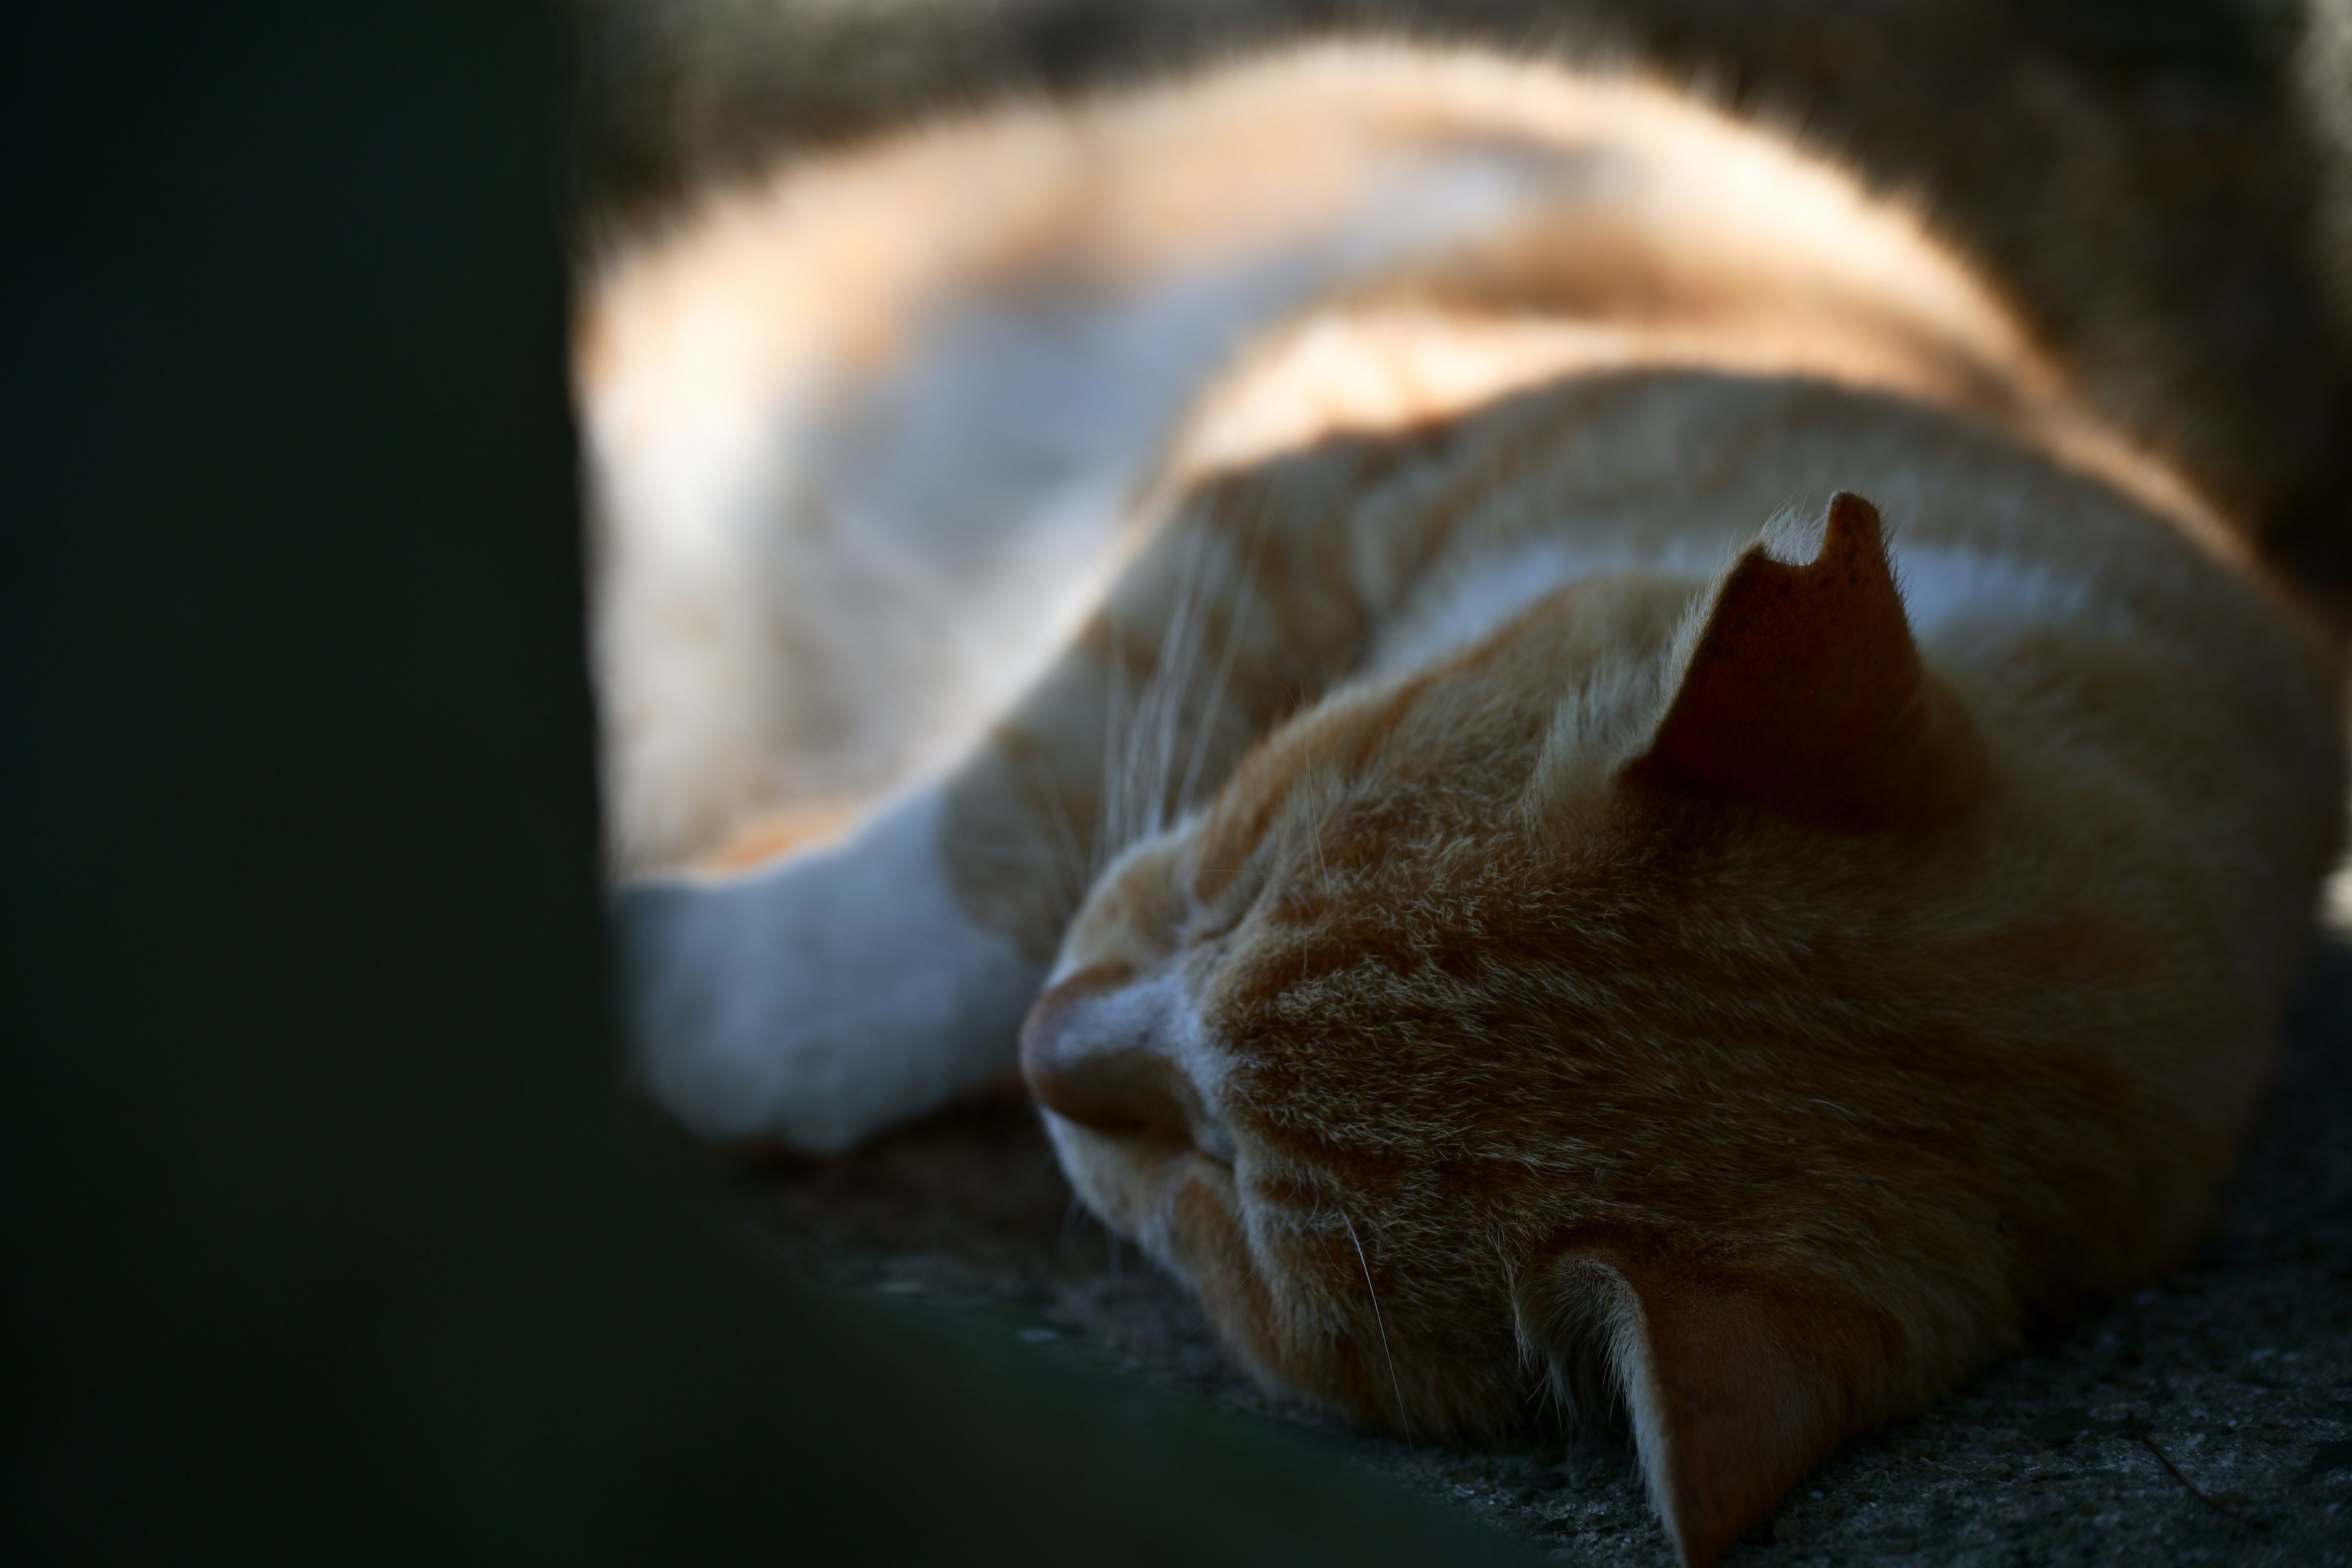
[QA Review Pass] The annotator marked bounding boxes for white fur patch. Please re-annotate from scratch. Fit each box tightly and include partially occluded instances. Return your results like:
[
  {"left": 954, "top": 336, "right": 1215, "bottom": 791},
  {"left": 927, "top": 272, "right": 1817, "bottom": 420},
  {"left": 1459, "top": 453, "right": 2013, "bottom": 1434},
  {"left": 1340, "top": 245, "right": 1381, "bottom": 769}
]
[
  {"left": 782, "top": 139, "right": 1603, "bottom": 741},
  {"left": 592, "top": 138, "right": 1611, "bottom": 872},
  {"left": 620, "top": 785, "right": 1045, "bottom": 1154},
  {"left": 1370, "top": 535, "right": 1733, "bottom": 673},
  {"left": 1372, "top": 534, "right": 2107, "bottom": 677},
  {"left": 1893, "top": 543, "right": 2098, "bottom": 641}
]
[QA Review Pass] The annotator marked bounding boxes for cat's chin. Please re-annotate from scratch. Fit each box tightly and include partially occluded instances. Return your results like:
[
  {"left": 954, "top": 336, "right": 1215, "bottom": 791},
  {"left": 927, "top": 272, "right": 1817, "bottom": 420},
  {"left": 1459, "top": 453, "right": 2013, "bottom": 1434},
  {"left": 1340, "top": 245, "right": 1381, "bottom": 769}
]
[
  {"left": 1041, "top": 1110, "right": 1223, "bottom": 1256},
  {"left": 1042, "top": 1120, "right": 1354, "bottom": 1419}
]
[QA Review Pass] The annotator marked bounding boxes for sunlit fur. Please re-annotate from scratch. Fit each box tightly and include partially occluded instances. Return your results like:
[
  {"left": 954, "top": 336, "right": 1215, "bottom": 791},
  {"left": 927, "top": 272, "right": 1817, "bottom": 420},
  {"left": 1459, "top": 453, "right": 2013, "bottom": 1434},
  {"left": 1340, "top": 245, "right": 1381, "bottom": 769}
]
[{"left": 585, "top": 43, "right": 2346, "bottom": 1566}]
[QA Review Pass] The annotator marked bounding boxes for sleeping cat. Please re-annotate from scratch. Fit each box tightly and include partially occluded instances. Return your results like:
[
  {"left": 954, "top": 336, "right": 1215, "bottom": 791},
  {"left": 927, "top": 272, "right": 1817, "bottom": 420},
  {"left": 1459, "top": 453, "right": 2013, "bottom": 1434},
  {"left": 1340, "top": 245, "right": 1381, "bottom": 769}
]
[{"left": 579, "top": 44, "right": 2345, "bottom": 1566}]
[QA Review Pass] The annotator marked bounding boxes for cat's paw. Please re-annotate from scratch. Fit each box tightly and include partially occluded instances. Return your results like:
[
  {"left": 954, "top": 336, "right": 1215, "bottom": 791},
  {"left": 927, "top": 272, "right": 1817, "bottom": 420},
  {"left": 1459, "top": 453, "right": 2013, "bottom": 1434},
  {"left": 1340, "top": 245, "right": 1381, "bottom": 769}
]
[{"left": 618, "top": 785, "right": 1045, "bottom": 1155}]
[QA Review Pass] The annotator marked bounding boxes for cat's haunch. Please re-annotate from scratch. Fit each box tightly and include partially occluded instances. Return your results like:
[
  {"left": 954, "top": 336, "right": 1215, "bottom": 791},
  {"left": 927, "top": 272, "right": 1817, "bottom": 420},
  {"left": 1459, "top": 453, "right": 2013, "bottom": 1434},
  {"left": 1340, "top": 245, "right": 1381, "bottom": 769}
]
[{"left": 586, "top": 44, "right": 2344, "bottom": 1566}]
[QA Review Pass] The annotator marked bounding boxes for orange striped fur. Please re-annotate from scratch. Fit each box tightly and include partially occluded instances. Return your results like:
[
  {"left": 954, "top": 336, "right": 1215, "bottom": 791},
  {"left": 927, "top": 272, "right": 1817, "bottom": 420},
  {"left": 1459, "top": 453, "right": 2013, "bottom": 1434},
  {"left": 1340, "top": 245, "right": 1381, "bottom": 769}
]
[{"left": 586, "top": 45, "right": 2345, "bottom": 1565}]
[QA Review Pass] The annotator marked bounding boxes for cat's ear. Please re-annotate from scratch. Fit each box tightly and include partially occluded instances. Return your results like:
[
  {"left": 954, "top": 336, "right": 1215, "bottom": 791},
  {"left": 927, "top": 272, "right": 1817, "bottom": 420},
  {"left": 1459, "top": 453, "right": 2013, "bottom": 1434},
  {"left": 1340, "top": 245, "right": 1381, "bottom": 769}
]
[
  {"left": 1544, "top": 1251, "right": 1899, "bottom": 1568},
  {"left": 1624, "top": 491, "right": 1980, "bottom": 829}
]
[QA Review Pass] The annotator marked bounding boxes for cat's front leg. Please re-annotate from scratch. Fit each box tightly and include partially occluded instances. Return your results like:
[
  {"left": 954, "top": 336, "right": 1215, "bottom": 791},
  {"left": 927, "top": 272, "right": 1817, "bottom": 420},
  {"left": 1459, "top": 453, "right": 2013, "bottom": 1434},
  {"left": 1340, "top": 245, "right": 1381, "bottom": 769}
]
[
  {"left": 621, "top": 444, "right": 1395, "bottom": 1154},
  {"left": 619, "top": 783, "right": 1046, "bottom": 1155}
]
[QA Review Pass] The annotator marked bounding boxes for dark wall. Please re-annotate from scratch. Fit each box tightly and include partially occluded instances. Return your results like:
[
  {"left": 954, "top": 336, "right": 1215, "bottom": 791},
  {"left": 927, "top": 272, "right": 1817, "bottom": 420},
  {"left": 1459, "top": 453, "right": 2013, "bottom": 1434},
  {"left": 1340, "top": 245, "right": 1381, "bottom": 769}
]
[{"left": 0, "top": 9, "right": 1533, "bottom": 1561}]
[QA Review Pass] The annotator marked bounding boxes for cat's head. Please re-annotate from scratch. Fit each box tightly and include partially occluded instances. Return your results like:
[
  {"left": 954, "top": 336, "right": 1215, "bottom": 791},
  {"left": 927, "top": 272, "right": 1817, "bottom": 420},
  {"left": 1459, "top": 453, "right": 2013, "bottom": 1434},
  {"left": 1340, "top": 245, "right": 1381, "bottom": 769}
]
[{"left": 1022, "top": 494, "right": 1990, "bottom": 1566}]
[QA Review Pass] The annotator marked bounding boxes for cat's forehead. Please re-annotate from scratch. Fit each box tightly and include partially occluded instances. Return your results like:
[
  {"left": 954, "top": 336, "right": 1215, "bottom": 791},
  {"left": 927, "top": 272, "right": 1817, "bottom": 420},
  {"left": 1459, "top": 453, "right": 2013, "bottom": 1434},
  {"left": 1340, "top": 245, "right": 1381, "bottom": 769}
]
[{"left": 1188, "top": 572, "right": 1699, "bottom": 891}]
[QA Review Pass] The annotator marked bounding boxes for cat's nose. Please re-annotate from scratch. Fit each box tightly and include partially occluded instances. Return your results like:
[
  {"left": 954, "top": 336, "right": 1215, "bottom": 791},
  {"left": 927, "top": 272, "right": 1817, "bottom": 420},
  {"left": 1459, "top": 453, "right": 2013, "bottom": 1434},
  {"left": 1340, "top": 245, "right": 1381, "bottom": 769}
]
[{"left": 1019, "top": 963, "right": 1195, "bottom": 1140}]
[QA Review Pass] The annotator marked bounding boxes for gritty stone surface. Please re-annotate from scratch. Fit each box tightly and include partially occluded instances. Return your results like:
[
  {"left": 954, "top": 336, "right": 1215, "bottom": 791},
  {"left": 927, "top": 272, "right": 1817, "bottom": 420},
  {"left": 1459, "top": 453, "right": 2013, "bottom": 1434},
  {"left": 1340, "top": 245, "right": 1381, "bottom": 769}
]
[{"left": 720, "top": 930, "right": 2352, "bottom": 1565}]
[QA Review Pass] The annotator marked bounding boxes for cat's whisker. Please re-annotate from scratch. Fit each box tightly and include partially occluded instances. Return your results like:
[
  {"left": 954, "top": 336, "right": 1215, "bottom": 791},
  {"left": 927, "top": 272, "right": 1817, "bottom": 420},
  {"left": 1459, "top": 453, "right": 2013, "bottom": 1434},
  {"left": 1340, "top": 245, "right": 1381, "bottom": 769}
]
[
  {"left": 1148, "top": 522, "right": 1226, "bottom": 843},
  {"left": 1175, "top": 489, "right": 1278, "bottom": 820},
  {"left": 1020, "top": 746, "right": 1090, "bottom": 924},
  {"left": 1105, "top": 556, "right": 1183, "bottom": 865},
  {"left": 1340, "top": 1207, "right": 1414, "bottom": 1448},
  {"left": 1158, "top": 529, "right": 1215, "bottom": 836},
  {"left": 1096, "top": 617, "right": 1128, "bottom": 878},
  {"left": 1082, "top": 492, "right": 1265, "bottom": 877},
  {"left": 1308, "top": 797, "right": 1332, "bottom": 902}
]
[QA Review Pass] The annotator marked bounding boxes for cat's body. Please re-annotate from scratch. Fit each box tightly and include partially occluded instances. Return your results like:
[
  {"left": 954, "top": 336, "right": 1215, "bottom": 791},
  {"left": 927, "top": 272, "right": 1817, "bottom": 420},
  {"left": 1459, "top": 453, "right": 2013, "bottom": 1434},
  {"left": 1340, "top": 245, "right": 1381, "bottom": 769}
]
[{"left": 581, "top": 45, "right": 2343, "bottom": 1566}]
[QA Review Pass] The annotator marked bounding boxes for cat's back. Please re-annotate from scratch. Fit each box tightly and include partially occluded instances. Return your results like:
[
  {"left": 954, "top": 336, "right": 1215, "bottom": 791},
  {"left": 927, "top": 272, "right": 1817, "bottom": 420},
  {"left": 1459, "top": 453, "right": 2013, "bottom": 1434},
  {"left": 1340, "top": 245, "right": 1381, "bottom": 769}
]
[
  {"left": 597, "top": 48, "right": 2350, "bottom": 1544},
  {"left": 582, "top": 42, "right": 2120, "bottom": 875}
]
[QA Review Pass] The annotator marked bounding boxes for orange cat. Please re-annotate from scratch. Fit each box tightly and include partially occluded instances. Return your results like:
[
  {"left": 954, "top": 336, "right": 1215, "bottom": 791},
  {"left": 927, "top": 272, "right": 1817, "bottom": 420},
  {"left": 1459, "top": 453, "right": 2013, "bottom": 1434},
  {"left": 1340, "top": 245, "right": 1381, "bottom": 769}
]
[{"left": 581, "top": 45, "right": 2345, "bottom": 1565}]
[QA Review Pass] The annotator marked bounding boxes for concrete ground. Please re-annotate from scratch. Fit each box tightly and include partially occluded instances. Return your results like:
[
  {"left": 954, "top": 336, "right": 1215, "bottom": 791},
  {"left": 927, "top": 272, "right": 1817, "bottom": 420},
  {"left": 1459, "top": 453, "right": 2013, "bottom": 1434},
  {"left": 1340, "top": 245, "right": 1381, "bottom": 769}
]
[{"left": 588, "top": 2, "right": 2352, "bottom": 1559}]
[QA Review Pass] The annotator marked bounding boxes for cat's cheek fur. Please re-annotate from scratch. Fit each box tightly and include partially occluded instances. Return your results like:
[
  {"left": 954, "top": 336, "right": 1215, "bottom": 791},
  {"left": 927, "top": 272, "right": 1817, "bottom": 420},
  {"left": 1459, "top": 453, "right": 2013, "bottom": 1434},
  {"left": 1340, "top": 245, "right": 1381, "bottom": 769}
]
[
  {"left": 1162, "top": 1156, "right": 1311, "bottom": 1399},
  {"left": 619, "top": 785, "right": 1045, "bottom": 1154},
  {"left": 1038, "top": 1112, "right": 1170, "bottom": 1240},
  {"left": 1050, "top": 1119, "right": 1319, "bottom": 1404}
]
